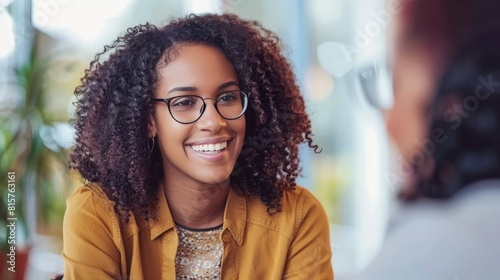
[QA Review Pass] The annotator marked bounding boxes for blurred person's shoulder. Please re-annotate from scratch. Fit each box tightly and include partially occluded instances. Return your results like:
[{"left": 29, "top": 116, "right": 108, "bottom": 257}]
[
  {"left": 366, "top": 179, "right": 500, "bottom": 280},
  {"left": 394, "top": 179, "right": 500, "bottom": 228},
  {"left": 452, "top": 179, "right": 500, "bottom": 208},
  {"left": 391, "top": 179, "right": 500, "bottom": 227}
]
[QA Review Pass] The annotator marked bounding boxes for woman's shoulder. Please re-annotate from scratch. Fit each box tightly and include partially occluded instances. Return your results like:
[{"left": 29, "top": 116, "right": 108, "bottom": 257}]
[
  {"left": 284, "top": 185, "right": 328, "bottom": 223},
  {"left": 282, "top": 185, "right": 322, "bottom": 206},
  {"left": 278, "top": 185, "right": 326, "bottom": 219},
  {"left": 65, "top": 184, "right": 119, "bottom": 228},
  {"left": 66, "top": 184, "right": 115, "bottom": 210},
  {"left": 246, "top": 185, "right": 323, "bottom": 212},
  {"left": 245, "top": 185, "right": 328, "bottom": 234}
]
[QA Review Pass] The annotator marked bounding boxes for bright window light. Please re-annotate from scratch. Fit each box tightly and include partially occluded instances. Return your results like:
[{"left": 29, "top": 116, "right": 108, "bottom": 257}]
[
  {"left": 32, "top": 0, "right": 134, "bottom": 41},
  {"left": 183, "top": 0, "right": 222, "bottom": 14},
  {"left": 0, "top": 9, "right": 14, "bottom": 58},
  {"left": 0, "top": 0, "right": 14, "bottom": 8}
]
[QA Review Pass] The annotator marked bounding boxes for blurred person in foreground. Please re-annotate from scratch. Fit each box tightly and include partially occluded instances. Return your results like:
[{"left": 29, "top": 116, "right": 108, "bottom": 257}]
[
  {"left": 354, "top": 0, "right": 500, "bottom": 279},
  {"left": 61, "top": 14, "right": 333, "bottom": 279}
]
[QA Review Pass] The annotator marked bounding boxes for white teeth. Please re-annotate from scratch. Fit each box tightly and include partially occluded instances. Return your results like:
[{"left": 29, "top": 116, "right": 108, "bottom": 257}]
[{"left": 190, "top": 141, "right": 227, "bottom": 153}]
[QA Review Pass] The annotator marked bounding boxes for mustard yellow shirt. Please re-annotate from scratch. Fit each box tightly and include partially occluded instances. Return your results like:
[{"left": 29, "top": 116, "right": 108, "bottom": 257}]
[{"left": 62, "top": 184, "right": 334, "bottom": 279}]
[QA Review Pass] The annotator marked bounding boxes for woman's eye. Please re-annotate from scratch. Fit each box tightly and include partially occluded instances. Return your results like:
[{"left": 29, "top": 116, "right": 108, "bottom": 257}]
[
  {"left": 218, "top": 92, "right": 239, "bottom": 103},
  {"left": 171, "top": 97, "right": 197, "bottom": 107}
]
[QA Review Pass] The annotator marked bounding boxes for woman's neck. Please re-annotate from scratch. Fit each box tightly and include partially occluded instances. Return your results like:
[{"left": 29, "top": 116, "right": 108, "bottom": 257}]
[{"left": 162, "top": 178, "right": 230, "bottom": 229}]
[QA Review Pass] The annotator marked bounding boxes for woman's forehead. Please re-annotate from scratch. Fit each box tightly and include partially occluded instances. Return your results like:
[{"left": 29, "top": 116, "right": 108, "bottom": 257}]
[{"left": 156, "top": 44, "right": 238, "bottom": 94}]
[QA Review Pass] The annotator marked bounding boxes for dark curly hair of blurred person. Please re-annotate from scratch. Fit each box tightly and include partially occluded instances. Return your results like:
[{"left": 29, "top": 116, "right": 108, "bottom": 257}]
[
  {"left": 410, "top": 31, "right": 500, "bottom": 199},
  {"left": 69, "top": 13, "right": 319, "bottom": 224}
]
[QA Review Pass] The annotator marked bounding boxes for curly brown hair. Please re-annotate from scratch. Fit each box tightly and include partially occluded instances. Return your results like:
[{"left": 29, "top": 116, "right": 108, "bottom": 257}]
[{"left": 70, "top": 13, "right": 319, "bottom": 224}]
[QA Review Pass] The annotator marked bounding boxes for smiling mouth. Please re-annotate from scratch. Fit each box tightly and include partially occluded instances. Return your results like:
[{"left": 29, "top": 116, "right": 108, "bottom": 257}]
[{"left": 189, "top": 141, "right": 228, "bottom": 154}]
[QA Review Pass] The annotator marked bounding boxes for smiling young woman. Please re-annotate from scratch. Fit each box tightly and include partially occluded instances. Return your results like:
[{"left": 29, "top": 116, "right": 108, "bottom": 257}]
[{"left": 62, "top": 14, "right": 333, "bottom": 279}]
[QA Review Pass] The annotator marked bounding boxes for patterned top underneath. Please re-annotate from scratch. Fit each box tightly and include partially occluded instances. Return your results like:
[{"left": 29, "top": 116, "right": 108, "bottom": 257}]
[{"left": 175, "top": 223, "right": 224, "bottom": 280}]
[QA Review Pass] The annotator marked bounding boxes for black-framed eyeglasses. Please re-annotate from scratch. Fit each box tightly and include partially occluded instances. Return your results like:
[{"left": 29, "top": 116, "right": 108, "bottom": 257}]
[{"left": 152, "top": 90, "right": 248, "bottom": 124}]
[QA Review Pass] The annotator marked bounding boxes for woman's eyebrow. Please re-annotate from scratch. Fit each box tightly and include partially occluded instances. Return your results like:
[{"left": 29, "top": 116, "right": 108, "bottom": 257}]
[
  {"left": 167, "top": 86, "right": 197, "bottom": 94},
  {"left": 167, "top": 81, "right": 239, "bottom": 95},
  {"left": 217, "top": 81, "right": 239, "bottom": 90}
]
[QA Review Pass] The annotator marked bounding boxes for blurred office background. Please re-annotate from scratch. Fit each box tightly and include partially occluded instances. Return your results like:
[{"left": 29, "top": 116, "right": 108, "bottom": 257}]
[{"left": 0, "top": 0, "right": 398, "bottom": 279}]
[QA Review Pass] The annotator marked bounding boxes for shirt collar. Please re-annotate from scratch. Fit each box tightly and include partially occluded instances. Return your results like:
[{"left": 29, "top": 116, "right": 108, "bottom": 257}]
[
  {"left": 223, "top": 187, "right": 247, "bottom": 246},
  {"left": 148, "top": 185, "right": 248, "bottom": 244},
  {"left": 149, "top": 185, "right": 175, "bottom": 240}
]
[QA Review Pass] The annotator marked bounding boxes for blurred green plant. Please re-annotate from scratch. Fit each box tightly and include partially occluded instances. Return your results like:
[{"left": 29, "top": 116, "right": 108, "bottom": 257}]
[
  {"left": 314, "top": 155, "right": 347, "bottom": 224},
  {"left": 0, "top": 50, "right": 71, "bottom": 251}
]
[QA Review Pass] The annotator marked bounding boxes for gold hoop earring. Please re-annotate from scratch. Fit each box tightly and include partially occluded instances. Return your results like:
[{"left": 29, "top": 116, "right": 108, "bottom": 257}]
[{"left": 148, "top": 137, "right": 155, "bottom": 159}]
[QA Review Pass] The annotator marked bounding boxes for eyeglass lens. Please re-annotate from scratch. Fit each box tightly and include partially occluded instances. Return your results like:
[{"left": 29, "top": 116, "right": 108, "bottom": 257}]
[{"left": 169, "top": 91, "right": 247, "bottom": 123}]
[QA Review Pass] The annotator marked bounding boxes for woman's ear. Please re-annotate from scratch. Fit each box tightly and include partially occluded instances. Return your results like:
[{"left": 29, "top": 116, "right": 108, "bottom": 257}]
[{"left": 148, "top": 114, "right": 157, "bottom": 138}]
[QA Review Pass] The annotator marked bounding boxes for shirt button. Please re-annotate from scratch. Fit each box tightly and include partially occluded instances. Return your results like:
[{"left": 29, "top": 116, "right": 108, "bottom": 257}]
[{"left": 222, "top": 234, "right": 230, "bottom": 243}]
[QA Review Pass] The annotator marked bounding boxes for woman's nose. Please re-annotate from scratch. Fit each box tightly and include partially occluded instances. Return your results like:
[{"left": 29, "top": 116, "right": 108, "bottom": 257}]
[{"left": 196, "top": 100, "right": 226, "bottom": 133}]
